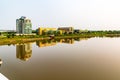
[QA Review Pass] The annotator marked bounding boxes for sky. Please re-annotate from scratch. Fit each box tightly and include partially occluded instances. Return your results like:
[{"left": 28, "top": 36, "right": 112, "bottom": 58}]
[{"left": 1, "top": 0, "right": 120, "bottom": 30}]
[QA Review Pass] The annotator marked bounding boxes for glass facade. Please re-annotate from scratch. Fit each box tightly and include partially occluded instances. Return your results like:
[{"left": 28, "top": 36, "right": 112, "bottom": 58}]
[{"left": 16, "top": 16, "right": 32, "bottom": 34}]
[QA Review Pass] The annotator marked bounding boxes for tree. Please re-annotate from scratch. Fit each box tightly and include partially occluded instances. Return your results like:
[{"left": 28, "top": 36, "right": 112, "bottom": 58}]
[{"left": 47, "top": 30, "right": 54, "bottom": 35}]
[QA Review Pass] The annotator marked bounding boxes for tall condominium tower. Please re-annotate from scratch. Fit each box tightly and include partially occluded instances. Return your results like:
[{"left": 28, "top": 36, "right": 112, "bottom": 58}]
[{"left": 16, "top": 16, "right": 32, "bottom": 34}]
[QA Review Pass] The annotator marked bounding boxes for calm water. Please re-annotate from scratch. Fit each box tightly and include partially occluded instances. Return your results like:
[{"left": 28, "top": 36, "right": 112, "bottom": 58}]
[{"left": 0, "top": 37, "right": 120, "bottom": 80}]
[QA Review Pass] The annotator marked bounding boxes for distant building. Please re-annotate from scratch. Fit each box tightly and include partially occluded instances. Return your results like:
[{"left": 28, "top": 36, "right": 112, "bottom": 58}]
[
  {"left": 37, "top": 27, "right": 57, "bottom": 35},
  {"left": 58, "top": 27, "right": 74, "bottom": 34},
  {"left": 16, "top": 16, "right": 32, "bottom": 34}
]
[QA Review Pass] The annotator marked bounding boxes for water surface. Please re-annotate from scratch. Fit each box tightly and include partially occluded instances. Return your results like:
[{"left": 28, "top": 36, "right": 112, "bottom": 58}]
[{"left": 0, "top": 37, "right": 120, "bottom": 80}]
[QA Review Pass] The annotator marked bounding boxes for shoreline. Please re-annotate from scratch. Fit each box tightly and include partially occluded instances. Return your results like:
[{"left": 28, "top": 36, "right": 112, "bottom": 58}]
[
  {"left": 0, "top": 37, "right": 50, "bottom": 46},
  {"left": 0, "top": 34, "right": 120, "bottom": 45}
]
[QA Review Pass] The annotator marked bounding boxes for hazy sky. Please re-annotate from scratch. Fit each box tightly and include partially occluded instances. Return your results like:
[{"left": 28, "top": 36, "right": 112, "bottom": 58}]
[{"left": 1, "top": 0, "right": 120, "bottom": 30}]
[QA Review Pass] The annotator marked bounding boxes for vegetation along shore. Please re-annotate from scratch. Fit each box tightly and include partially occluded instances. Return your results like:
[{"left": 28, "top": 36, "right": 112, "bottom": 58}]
[{"left": 0, "top": 30, "right": 120, "bottom": 45}]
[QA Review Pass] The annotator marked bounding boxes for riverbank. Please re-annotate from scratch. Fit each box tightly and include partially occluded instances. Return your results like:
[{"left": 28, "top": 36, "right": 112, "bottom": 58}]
[
  {"left": 0, "top": 33, "right": 120, "bottom": 45},
  {"left": 0, "top": 35, "right": 85, "bottom": 45},
  {"left": 0, "top": 37, "right": 50, "bottom": 45}
]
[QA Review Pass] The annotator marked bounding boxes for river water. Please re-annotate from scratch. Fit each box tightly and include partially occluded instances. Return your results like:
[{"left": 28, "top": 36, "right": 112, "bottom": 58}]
[{"left": 0, "top": 37, "right": 120, "bottom": 80}]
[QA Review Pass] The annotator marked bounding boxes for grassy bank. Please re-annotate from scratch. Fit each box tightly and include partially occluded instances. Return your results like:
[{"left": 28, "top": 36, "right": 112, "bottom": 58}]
[
  {"left": 0, "top": 33, "right": 120, "bottom": 45},
  {"left": 0, "top": 37, "right": 50, "bottom": 45}
]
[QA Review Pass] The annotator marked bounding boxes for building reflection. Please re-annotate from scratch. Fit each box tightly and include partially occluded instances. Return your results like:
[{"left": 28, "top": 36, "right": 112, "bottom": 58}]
[
  {"left": 74, "top": 38, "right": 89, "bottom": 41},
  {"left": 16, "top": 43, "right": 32, "bottom": 61},
  {"left": 36, "top": 38, "right": 89, "bottom": 48},
  {"left": 59, "top": 38, "right": 74, "bottom": 44},
  {"left": 15, "top": 38, "right": 89, "bottom": 61},
  {"left": 36, "top": 40, "right": 57, "bottom": 47}
]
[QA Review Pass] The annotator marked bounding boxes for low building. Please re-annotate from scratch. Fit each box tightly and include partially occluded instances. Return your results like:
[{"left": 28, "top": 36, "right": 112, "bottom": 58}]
[
  {"left": 58, "top": 27, "right": 74, "bottom": 34},
  {"left": 37, "top": 27, "right": 57, "bottom": 35}
]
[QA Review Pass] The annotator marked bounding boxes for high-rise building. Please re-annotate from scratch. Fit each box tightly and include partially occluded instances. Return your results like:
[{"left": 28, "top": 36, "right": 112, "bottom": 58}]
[{"left": 16, "top": 16, "right": 32, "bottom": 34}]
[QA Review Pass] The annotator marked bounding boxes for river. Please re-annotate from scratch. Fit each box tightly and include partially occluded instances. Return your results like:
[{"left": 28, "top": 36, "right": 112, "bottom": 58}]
[{"left": 0, "top": 37, "right": 120, "bottom": 80}]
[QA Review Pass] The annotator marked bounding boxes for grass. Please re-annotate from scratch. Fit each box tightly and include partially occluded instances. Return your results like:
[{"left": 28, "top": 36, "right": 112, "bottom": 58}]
[
  {"left": 0, "top": 37, "right": 50, "bottom": 46},
  {"left": 0, "top": 33, "right": 120, "bottom": 45}
]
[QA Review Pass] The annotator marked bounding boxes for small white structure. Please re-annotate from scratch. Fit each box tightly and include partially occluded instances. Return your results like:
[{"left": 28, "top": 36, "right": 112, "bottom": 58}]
[{"left": 0, "top": 73, "right": 9, "bottom": 80}]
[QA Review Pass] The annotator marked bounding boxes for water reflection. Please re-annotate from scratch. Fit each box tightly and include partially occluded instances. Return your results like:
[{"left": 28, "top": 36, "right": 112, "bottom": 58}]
[
  {"left": 36, "top": 38, "right": 89, "bottom": 47},
  {"left": 0, "top": 59, "right": 2, "bottom": 68},
  {"left": 16, "top": 43, "right": 32, "bottom": 61},
  {"left": 15, "top": 38, "right": 89, "bottom": 61},
  {"left": 36, "top": 40, "right": 57, "bottom": 47},
  {"left": 59, "top": 38, "right": 74, "bottom": 44},
  {"left": 74, "top": 37, "right": 89, "bottom": 41},
  {"left": 2, "top": 37, "right": 120, "bottom": 80}
]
